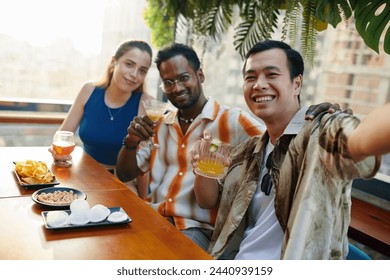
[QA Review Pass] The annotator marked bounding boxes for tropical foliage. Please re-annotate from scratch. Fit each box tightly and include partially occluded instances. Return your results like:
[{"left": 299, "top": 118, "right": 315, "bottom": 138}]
[{"left": 144, "top": 0, "right": 390, "bottom": 63}]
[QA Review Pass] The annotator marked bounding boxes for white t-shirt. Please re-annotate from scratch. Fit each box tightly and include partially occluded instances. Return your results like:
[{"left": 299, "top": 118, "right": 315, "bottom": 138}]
[{"left": 234, "top": 142, "right": 284, "bottom": 260}]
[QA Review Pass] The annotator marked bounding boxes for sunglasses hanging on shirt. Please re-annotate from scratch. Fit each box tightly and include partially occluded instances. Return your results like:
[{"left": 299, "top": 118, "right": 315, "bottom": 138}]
[{"left": 261, "top": 151, "right": 273, "bottom": 196}]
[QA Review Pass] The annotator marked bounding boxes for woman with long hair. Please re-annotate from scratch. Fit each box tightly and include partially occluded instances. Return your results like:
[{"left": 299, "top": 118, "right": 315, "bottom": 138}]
[{"left": 52, "top": 40, "right": 154, "bottom": 194}]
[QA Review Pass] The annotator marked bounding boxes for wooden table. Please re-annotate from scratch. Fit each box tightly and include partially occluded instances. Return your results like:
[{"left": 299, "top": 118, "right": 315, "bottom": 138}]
[{"left": 0, "top": 146, "right": 212, "bottom": 260}]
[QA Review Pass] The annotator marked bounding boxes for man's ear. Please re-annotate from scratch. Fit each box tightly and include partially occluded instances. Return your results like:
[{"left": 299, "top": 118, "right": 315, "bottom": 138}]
[
  {"left": 294, "top": 74, "right": 303, "bottom": 94},
  {"left": 197, "top": 69, "right": 205, "bottom": 83}
]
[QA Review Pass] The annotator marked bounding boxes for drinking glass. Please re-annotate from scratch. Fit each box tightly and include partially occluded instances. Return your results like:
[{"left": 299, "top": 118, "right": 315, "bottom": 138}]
[
  {"left": 194, "top": 138, "right": 236, "bottom": 179},
  {"left": 52, "top": 131, "right": 76, "bottom": 167},
  {"left": 142, "top": 99, "right": 169, "bottom": 149}
]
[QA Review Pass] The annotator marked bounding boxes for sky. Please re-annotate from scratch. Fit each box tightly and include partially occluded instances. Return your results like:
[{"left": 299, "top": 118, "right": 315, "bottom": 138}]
[{"left": 0, "top": 0, "right": 105, "bottom": 55}]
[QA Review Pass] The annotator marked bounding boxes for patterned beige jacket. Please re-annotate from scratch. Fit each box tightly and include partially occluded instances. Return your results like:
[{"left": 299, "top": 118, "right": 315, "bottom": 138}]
[{"left": 209, "top": 108, "right": 381, "bottom": 260}]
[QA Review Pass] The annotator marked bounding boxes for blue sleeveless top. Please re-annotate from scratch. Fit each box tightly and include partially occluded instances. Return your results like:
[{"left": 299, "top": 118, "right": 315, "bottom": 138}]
[{"left": 79, "top": 87, "right": 142, "bottom": 165}]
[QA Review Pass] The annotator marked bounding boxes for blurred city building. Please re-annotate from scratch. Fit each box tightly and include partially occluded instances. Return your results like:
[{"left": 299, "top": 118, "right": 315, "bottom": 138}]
[{"left": 0, "top": 0, "right": 160, "bottom": 102}]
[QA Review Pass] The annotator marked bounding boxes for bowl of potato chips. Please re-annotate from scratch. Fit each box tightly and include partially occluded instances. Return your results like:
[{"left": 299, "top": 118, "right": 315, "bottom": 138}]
[{"left": 14, "top": 160, "right": 59, "bottom": 187}]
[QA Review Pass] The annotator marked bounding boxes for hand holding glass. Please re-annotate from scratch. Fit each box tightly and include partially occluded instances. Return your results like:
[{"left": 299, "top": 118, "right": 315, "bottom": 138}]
[
  {"left": 52, "top": 131, "right": 76, "bottom": 167},
  {"left": 142, "top": 99, "right": 169, "bottom": 149},
  {"left": 193, "top": 138, "right": 236, "bottom": 179}
]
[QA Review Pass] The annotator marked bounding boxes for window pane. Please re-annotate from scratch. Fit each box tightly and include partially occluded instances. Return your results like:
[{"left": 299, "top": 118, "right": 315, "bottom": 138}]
[{"left": 0, "top": 0, "right": 158, "bottom": 101}]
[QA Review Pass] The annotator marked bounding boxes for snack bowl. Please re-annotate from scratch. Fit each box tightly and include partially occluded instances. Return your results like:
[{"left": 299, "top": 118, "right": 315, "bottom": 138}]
[{"left": 32, "top": 186, "right": 87, "bottom": 208}]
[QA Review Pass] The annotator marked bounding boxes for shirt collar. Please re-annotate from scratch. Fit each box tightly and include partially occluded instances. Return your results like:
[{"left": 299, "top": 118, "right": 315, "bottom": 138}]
[
  {"left": 254, "top": 105, "right": 308, "bottom": 153},
  {"left": 283, "top": 105, "right": 308, "bottom": 135},
  {"left": 201, "top": 97, "right": 220, "bottom": 121},
  {"left": 163, "top": 97, "right": 219, "bottom": 125}
]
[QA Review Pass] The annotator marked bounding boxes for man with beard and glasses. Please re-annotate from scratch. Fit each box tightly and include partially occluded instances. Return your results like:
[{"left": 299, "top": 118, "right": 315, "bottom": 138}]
[{"left": 116, "top": 43, "right": 338, "bottom": 251}]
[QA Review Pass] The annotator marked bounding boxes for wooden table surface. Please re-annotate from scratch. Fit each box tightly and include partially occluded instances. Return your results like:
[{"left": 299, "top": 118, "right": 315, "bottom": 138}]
[{"left": 0, "top": 146, "right": 212, "bottom": 260}]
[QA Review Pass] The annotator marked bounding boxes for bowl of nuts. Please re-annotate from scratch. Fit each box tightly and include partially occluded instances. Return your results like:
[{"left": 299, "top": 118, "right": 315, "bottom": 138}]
[{"left": 32, "top": 186, "right": 86, "bottom": 208}]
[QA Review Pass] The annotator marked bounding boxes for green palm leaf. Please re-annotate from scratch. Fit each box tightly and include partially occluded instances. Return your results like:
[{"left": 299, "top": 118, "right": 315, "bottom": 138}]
[
  {"left": 281, "top": 0, "right": 301, "bottom": 47},
  {"left": 234, "top": 1, "right": 279, "bottom": 58},
  {"left": 195, "top": 3, "right": 233, "bottom": 40},
  {"left": 354, "top": 0, "right": 390, "bottom": 54},
  {"left": 300, "top": 0, "right": 318, "bottom": 64},
  {"left": 315, "top": 0, "right": 353, "bottom": 28},
  {"left": 234, "top": 21, "right": 265, "bottom": 58}
]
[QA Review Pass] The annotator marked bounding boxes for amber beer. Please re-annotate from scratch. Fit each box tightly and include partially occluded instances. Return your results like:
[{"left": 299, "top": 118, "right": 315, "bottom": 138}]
[
  {"left": 52, "top": 142, "right": 76, "bottom": 156},
  {"left": 52, "top": 131, "right": 76, "bottom": 167}
]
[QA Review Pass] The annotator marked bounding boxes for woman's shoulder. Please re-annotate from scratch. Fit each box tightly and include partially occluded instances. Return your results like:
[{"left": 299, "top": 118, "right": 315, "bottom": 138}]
[
  {"left": 77, "top": 81, "right": 101, "bottom": 101},
  {"left": 81, "top": 81, "right": 100, "bottom": 94}
]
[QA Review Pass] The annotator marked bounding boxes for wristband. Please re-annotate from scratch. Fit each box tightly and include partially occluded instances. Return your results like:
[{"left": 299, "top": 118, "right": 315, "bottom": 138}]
[{"left": 122, "top": 136, "right": 139, "bottom": 151}]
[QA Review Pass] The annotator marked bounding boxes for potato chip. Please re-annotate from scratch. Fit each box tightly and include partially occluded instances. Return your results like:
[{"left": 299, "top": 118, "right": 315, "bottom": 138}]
[{"left": 15, "top": 160, "right": 54, "bottom": 184}]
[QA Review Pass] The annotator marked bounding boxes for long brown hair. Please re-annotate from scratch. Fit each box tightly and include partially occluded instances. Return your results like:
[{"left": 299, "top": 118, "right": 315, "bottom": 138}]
[{"left": 94, "top": 40, "right": 153, "bottom": 93}]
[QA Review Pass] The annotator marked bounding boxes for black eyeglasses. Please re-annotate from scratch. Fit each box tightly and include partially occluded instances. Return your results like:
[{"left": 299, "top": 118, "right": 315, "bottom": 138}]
[{"left": 261, "top": 151, "right": 273, "bottom": 196}]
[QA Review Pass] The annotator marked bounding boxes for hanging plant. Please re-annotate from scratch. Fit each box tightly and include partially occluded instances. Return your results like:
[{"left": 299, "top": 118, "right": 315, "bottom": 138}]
[{"left": 144, "top": 0, "right": 390, "bottom": 62}]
